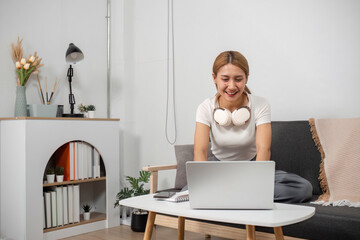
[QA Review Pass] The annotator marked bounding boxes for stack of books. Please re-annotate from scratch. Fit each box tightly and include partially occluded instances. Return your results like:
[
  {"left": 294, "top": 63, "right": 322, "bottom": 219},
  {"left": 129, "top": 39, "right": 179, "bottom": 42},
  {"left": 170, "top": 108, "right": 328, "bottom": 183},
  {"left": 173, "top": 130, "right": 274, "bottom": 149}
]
[
  {"left": 43, "top": 185, "right": 80, "bottom": 229},
  {"left": 54, "top": 141, "right": 101, "bottom": 181}
]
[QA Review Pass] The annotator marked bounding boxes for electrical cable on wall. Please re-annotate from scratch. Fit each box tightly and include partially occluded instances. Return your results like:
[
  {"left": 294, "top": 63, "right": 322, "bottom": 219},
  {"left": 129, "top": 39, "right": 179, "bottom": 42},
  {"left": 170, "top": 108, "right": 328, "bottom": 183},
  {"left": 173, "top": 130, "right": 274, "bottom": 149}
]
[{"left": 165, "top": 0, "right": 177, "bottom": 145}]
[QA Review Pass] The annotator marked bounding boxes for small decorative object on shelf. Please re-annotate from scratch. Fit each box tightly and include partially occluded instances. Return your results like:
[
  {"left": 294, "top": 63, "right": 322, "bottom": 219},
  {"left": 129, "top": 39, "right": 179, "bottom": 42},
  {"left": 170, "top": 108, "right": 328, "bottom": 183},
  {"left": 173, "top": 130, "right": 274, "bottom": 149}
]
[
  {"left": 35, "top": 75, "right": 60, "bottom": 106},
  {"left": 114, "top": 170, "right": 150, "bottom": 232},
  {"left": 11, "top": 37, "right": 44, "bottom": 86},
  {"left": 11, "top": 37, "right": 44, "bottom": 117},
  {"left": 78, "top": 104, "right": 96, "bottom": 118},
  {"left": 78, "top": 103, "right": 87, "bottom": 114},
  {"left": 87, "top": 105, "right": 96, "bottom": 118},
  {"left": 55, "top": 166, "right": 64, "bottom": 182},
  {"left": 82, "top": 203, "right": 92, "bottom": 221},
  {"left": 46, "top": 168, "right": 55, "bottom": 184}
]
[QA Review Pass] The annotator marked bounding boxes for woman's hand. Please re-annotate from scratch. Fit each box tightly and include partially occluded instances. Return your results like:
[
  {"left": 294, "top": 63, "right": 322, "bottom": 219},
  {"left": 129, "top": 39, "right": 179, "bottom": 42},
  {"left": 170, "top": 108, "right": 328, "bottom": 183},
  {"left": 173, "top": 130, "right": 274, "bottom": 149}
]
[{"left": 194, "top": 122, "right": 210, "bottom": 161}]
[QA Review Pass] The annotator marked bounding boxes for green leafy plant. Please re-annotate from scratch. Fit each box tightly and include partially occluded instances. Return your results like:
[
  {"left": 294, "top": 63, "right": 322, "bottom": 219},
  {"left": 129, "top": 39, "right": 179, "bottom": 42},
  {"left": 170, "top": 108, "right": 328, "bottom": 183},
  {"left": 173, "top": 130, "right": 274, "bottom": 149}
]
[
  {"left": 46, "top": 168, "right": 55, "bottom": 175},
  {"left": 78, "top": 104, "right": 96, "bottom": 112},
  {"left": 78, "top": 103, "right": 87, "bottom": 113},
  {"left": 114, "top": 170, "right": 151, "bottom": 213},
  {"left": 87, "top": 105, "right": 96, "bottom": 111},
  {"left": 55, "top": 166, "right": 64, "bottom": 175},
  {"left": 82, "top": 203, "right": 92, "bottom": 212}
]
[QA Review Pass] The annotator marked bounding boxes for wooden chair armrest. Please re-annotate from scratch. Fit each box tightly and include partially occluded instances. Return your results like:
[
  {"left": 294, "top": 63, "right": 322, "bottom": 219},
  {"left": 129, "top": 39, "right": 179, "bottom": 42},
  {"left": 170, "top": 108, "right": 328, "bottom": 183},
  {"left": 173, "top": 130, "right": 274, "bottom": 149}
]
[
  {"left": 142, "top": 164, "right": 177, "bottom": 172},
  {"left": 142, "top": 164, "right": 178, "bottom": 193}
]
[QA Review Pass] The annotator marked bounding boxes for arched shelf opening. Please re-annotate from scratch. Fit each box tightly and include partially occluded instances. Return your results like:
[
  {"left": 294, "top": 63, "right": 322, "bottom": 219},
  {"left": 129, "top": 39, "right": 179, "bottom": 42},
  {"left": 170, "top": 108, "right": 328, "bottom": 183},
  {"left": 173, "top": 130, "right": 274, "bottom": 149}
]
[{"left": 42, "top": 140, "right": 107, "bottom": 232}]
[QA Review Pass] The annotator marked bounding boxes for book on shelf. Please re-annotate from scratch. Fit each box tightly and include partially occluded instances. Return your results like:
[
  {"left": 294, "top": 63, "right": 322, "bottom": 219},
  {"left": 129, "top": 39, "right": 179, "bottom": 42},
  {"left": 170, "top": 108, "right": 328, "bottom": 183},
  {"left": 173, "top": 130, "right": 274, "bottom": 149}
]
[
  {"left": 74, "top": 142, "right": 79, "bottom": 180},
  {"left": 78, "top": 142, "right": 84, "bottom": 180},
  {"left": 91, "top": 147, "right": 95, "bottom": 178},
  {"left": 63, "top": 186, "right": 69, "bottom": 225},
  {"left": 68, "top": 185, "right": 74, "bottom": 224},
  {"left": 87, "top": 144, "right": 93, "bottom": 179},
  {"left": 69, "top": 142, "right": 75, "bottom": 181},
  {"left": 43, "top": 195, "right": 45, "bottom": 229},
  {"left": 50, "top": 191, "right": 57, "bottom": 227},
  {"left": 94, "top": 148, "right": 101, "bottom": 178},
  {"left": 55, "top": 143, "right": 71, "bottom": 181},
  {"left": 82, "top": 142, "right": 89, "bottom": 179},
  {"left": 56, "top": 187, "right": 63, "bottom": 226},
  {"left": 44, "top": 192, "right": 51, "bottom": 228},
  {"left": 73, "top": 185, "right": 80, "bottom": 223}
]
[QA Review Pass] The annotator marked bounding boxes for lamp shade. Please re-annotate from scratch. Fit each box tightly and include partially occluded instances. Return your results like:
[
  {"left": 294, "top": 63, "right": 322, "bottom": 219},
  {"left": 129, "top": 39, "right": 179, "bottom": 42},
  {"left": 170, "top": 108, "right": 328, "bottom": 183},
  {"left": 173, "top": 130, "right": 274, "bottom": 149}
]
[{"left": 65, "top": 43, "right": 84, "bottom": 63}]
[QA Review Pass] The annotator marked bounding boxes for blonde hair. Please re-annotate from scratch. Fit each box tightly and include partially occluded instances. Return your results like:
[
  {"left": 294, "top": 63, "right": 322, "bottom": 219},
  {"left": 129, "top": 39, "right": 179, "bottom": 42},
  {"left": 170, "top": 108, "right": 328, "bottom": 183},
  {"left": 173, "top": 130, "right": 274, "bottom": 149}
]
[{"left": 212, "top": 51, "right": 251, "bottom": 94}]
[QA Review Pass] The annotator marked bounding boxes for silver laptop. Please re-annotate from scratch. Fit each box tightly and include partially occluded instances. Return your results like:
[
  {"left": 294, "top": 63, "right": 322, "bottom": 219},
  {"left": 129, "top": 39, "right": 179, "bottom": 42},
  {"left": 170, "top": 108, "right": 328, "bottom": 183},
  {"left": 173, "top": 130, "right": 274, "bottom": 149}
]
[{"left": 186, "top": 161, "right": 275, "bottom": 209}]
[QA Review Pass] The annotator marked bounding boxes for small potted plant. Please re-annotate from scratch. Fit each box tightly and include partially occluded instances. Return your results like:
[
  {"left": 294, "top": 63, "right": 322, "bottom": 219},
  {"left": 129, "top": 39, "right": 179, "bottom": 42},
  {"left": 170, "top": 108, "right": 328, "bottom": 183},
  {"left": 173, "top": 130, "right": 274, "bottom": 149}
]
[
  {"left": 114, "top": 170, "right": 151, "bottom": 232},
  {"left": 55, "top": 166, "right": 64, "bottom": 182},
  {"left": 86, "top": 105, "right": 96, "bottom": 118},
  {"left": 46, "top": 168, "right": 55, "bottom": 183},
  {"left": 82, "top": 203, "right": 92, "bottom": 221},
  {"left": 78, "top": 103, "right": 88, "bottom": 117}
]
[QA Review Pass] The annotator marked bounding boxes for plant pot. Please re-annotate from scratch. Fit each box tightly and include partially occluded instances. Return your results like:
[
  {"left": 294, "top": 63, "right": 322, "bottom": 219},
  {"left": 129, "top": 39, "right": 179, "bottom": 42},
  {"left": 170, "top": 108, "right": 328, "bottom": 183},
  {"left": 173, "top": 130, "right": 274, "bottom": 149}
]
[
  {"left": 46, "top": 174, "right": 55, "bottom": 183},
  {"left": 56, "top": 175, "right": 64, "bottom": 182},
  {"left": 131, "top": 211, "right": 148, "bottom": 232},
  {"left": 87, "top": 111, "right": 95, "bottom": 118},
  {"left": 83, "top": 212, "right": 90, "bottom": 221},
  {"left": 14, "top": 86, "right": 27, "bottom": 117}
]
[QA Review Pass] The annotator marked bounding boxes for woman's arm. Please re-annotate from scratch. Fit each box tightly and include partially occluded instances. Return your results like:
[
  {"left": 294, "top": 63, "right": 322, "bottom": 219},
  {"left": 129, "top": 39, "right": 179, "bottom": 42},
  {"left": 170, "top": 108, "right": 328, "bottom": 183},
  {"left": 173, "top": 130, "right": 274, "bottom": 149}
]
[
  {"left": 194, "top": 122, "right": 210, "bottom": 161},
  {"left": 255, "top": 123, "right": 271, "bottom": 161}
]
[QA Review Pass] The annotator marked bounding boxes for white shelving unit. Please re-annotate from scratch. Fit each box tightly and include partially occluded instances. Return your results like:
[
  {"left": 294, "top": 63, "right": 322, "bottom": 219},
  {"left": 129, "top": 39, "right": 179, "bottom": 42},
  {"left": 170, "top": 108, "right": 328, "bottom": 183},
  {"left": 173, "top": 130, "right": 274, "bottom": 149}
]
[{"left": 0, "top": 117, "right": 120, "bottom": 240}]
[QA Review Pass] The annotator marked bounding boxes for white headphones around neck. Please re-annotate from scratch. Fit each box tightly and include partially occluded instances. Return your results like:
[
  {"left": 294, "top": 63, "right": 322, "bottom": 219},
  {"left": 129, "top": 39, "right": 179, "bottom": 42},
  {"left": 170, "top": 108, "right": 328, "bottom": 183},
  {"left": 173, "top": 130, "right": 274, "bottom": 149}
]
[{"left": 213, "top": 95, "right": 251, "bottom": 126}]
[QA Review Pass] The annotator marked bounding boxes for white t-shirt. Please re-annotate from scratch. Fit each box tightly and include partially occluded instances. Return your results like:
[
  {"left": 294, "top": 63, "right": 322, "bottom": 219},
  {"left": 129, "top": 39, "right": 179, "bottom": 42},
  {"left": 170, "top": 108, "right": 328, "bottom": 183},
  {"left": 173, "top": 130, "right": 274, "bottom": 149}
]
[{"left": 196, "top": 94, "right": 271, "bottom": 161}]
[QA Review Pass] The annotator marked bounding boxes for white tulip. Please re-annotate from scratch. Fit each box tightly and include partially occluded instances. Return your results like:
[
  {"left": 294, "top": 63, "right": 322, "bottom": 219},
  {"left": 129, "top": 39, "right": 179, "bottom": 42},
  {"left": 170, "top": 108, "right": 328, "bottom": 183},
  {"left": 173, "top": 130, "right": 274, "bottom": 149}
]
[
  {"left": 29, "top": 56, "right": 35, "bottom": 63},
  {"left": 24, "top": 63, "right": 30, "bottom": 70},
  {"left": 16, "top": 61, "right": 21, "bottom": 69},
  {"left": 20, "top": 58, "right": 26, "bottom": 65}
]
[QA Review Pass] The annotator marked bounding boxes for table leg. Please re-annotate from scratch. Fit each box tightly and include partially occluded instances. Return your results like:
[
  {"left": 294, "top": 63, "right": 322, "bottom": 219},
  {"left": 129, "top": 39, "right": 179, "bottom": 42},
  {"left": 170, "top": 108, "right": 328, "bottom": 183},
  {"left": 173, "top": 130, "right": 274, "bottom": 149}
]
[
  {"left": 246, "top": 225, "right": 256, "bottom": 240},
  {"left": 273, "top": 227, "right": 284, "bottom": 240},
  {"left": 144, "top": 211, "right": 157, "bottom": 240},
  {"left": 178, "top": 216, "right": 185, "bottom": 240}
]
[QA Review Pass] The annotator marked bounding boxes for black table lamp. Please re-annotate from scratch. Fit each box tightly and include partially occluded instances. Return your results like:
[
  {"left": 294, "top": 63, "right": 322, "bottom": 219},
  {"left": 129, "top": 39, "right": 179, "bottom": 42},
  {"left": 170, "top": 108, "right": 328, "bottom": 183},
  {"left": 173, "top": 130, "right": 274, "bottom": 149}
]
[{"left": 62, "top": 43, "right": 84, "bottom": 117}]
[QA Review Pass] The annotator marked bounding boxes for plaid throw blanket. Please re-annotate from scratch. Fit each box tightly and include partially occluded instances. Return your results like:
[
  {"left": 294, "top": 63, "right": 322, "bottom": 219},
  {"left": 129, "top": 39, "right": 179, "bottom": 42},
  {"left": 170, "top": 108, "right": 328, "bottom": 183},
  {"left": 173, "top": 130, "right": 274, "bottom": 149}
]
[{"left": 309, "top": 118, "right": 360, "bottom": 207}]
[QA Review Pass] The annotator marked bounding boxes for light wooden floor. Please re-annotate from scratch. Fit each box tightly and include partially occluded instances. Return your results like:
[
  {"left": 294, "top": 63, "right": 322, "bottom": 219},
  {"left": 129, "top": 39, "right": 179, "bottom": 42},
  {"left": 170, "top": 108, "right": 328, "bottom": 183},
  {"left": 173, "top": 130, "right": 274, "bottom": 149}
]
[{"left": 61, "top": 225, "right": 306, "bottom": 240}]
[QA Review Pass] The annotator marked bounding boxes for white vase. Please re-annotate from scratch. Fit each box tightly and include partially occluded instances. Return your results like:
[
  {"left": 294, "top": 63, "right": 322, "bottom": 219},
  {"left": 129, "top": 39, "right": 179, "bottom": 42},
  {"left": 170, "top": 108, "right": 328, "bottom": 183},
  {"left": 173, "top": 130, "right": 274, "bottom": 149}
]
[
  {"left": 83, "top": 212, "right": 90, "bottom": 221},
  {"left": 88, "top": 111, "right": 95, "bottom": 118},
  {"left": 56, "top": 175, "right": 64, "bottom": 182},
  {"left": 46, "top": 174, "right": 55, "bottom": 183}
]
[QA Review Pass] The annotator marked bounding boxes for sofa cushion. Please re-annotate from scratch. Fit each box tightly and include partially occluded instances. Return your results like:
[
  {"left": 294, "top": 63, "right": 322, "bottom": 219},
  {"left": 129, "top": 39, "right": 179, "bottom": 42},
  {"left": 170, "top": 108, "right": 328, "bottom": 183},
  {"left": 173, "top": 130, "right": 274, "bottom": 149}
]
[
  {"left": 284, "top": 202, "right": 360, "bottom": 240},
  {"left": 174, "top": 144, "right": 214, "bottom": 189},
  {"left": 271, "top": 121, "right": 322, "bottom": 195},
  {"left": 195, "top": 203, "right": 360, "bottom": 240}
]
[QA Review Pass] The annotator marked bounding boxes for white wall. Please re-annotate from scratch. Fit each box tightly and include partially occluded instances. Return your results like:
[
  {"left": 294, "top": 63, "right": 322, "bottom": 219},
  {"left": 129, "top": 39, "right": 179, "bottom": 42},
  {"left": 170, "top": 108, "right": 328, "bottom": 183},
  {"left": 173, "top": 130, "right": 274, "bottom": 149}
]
[
  {"left": 0, "top": 0, "right": 108, "bottom": 118},
  {"left": 120, "top": 0, "right": 360, "bottom": 190},
  {"left": 1, "top": 0, "right": 360, "bottom": 200}
]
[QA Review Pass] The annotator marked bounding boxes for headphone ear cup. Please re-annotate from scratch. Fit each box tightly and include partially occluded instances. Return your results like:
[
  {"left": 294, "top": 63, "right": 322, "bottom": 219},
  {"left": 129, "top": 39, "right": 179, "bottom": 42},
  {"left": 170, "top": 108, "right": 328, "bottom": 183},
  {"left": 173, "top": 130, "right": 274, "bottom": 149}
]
[
  {"left": 214, "top": 108, "right": 232, "bottom": 126},
  {"left": 232, "top": 107, "right": 251, "bottom": 126}
]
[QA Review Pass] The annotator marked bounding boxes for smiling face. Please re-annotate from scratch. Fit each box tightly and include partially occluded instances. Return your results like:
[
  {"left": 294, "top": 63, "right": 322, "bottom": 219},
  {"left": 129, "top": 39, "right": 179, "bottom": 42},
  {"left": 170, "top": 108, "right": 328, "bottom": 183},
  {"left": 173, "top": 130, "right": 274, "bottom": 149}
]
[{"left": 213, "top": 63, "right": 248, "bottom": 109}]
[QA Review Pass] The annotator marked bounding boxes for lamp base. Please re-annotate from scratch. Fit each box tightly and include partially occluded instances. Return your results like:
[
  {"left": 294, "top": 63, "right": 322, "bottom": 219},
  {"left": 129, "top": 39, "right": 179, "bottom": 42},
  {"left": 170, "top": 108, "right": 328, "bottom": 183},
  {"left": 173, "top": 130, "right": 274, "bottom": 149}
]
[{"left": 62, "top": 113, "right": 84, "bottom": 118}]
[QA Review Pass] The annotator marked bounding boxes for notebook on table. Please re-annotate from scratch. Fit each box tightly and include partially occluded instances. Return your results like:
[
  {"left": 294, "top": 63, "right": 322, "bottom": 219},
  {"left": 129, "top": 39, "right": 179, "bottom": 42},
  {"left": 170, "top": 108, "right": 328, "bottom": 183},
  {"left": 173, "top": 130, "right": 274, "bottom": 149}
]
[
  {"left": 154, "top": 190, "right": 189, "bottom": 202},
  {"left": 186, "top": 161, "right": 275, "bottom": 209}
]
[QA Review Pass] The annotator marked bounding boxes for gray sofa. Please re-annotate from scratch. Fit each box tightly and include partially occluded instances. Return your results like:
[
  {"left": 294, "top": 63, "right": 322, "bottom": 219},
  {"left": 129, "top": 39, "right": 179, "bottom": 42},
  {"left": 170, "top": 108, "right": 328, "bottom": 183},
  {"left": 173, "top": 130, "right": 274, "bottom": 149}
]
[{"left": 146, "top": 121, "right": 360, "bottom": 239}]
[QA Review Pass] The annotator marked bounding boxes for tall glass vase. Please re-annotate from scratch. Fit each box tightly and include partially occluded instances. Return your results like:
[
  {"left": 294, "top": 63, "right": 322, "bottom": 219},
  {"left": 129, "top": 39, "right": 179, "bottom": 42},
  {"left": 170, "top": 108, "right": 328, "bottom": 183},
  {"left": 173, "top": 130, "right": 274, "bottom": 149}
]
[{"left": 14, "top": 86, "right": 27, "bottom": 117}]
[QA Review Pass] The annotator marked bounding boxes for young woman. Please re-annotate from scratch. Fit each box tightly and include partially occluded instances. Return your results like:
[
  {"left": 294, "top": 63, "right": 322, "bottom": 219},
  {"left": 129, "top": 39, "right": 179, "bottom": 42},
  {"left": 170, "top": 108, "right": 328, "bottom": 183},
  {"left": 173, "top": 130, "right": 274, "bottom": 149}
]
[{"left": 193, "top": 51, "right": 312, "bottom": 203}]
